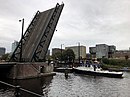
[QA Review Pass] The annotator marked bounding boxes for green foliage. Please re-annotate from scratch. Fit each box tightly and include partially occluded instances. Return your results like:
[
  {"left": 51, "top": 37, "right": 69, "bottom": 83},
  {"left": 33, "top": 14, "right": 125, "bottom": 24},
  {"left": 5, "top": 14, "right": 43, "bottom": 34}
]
[
  {"left": 125, "top": 55, "right": 129, "bottom": 60},
  {"left": 102, "top": 58, "right": 130, "bottom": 67},
  {"left": 52, "top": 52, "right": 61, "bottom": 61},
  {"left": 52, "top": 49, "right": 75, "bottom": 63},
  {"left": 1, "top": 53, "right": 10, "bottom": 61},
  {"left": 102, "top": 58, "right": 109, "bottom": 64},
  {"left": 62, "top": 49, "right": 75, "bottom": 63}
]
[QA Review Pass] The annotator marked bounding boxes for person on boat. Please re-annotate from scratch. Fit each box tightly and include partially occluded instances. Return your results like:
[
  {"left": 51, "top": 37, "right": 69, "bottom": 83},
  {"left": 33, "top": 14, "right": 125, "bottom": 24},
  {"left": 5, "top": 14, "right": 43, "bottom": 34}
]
[
  {"left": 93, "top": 64, "right": 96, "bottom": 71},
  {"left": 93, "top": 60, "right": 98, "bottom": 71},
  {"left": 86, "top": 60, "right": 91, "bottom": 67},
  {"left": 79, "top": 61, "right": 83, "bottom": 66},
  {"left": 82, "top": 60, "right": 84, "bottom": 65},
  {"left": 85, "top": 60, "right": 88, "bottom": 67}
]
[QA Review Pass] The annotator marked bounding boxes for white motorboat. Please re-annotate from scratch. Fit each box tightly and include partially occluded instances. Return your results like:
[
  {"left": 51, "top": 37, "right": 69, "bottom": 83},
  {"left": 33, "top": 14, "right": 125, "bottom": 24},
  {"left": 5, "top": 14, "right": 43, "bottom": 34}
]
[{"left": 73, "top": 65, "right": 123, "bottom": 78}]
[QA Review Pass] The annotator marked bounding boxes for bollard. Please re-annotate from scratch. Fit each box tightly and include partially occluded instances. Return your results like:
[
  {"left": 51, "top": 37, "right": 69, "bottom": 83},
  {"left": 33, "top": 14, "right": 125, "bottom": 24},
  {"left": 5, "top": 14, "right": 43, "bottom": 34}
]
[
  {"left": 14, "top": 85, "right": 21, "bottom": 97},
  {"left": 65, "top": 69, "right": 68, "bottom": 79}
]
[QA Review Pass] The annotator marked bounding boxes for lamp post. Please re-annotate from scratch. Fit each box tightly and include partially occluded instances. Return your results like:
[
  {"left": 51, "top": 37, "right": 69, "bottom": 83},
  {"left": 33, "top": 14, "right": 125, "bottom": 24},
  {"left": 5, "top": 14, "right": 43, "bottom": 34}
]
[
  {"left": 78, "top": 42, "right": 80, "bottom": 64},
  {"left": 19, "top": 18, "right": 24, "bottom": 62},
  {"left": 61, "top": 44, "right": 64, "bottom": 62}
]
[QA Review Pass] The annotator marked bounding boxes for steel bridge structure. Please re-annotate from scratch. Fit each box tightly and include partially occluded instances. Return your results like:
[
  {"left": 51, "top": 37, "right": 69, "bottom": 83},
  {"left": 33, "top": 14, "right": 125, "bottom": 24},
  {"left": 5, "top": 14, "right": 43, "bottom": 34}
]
[{"left": 9, "top": 3, "right": 64, "bottom": 62}]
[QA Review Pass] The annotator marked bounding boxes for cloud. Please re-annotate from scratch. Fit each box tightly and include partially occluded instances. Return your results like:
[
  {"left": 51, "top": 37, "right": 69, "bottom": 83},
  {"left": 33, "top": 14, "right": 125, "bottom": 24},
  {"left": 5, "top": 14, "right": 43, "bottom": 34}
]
[
  {"left": 55, "top": 0, "right": 130, "bottom": 51},
  {"left": 0, "top": 0, "right": 130, "bottom": 53}
]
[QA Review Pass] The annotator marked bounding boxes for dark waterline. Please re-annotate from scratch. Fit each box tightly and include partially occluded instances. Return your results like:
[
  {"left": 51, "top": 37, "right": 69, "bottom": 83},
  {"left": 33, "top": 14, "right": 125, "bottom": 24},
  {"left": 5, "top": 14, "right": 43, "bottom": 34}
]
[{"left": 0, "top": 72, "right": 130, "bottom": 97}]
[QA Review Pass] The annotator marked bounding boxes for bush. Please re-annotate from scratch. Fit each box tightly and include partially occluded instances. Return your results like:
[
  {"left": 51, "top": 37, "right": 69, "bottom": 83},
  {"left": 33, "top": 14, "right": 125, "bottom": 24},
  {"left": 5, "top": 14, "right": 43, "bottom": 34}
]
[{"left": 102, "top": 58, "right": 130, "bottom": 67}]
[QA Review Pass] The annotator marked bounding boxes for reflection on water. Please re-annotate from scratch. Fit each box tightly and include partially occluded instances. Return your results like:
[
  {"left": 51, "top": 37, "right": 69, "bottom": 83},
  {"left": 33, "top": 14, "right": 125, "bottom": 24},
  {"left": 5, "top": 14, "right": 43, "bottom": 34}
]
[
  {"left": 0, "top": 76, "right": 53, "bottom": 97},
  {"left": 0, "top": 72, "right": 130, "bottom": 97}
]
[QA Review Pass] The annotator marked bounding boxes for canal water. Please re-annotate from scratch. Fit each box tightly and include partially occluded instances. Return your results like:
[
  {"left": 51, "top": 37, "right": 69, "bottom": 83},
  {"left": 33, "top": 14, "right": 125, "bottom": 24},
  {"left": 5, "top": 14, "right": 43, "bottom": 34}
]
[{"left": 0, "top": 72, "right": 130, "bottom": 97}]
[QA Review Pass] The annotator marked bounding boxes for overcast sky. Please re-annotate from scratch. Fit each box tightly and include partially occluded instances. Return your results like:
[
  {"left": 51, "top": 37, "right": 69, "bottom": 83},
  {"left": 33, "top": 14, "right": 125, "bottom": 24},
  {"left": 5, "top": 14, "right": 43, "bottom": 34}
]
[{"left": 0, "top": 0, "right": 130, "bottom": 53}]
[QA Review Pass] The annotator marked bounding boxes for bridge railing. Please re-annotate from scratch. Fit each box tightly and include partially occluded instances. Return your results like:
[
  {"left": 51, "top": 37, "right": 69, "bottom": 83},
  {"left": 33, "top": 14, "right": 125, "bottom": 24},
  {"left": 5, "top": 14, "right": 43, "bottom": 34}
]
[{"left": 0, "top": 80, "right": 44, "bottom": 97}]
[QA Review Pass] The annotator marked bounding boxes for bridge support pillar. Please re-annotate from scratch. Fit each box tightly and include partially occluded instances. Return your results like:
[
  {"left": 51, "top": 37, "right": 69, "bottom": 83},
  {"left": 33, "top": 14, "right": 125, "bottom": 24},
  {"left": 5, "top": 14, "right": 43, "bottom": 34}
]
[{"left": 8, "top": 62, "right": 54, "bottom": 79}]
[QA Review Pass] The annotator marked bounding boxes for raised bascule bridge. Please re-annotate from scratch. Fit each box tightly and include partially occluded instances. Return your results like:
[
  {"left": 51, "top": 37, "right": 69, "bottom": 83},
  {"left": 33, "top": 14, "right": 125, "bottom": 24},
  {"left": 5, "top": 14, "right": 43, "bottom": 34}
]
[{"left": 0, "top": 3, "right": 64, "bottom": 79}]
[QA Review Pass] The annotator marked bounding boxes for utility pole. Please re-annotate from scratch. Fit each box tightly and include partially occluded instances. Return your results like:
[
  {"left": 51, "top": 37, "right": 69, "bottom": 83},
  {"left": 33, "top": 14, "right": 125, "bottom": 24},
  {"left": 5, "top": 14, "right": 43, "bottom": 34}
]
[
  {"left": 61, "top": 44, "right": 64, "bottom": 62},
  {"left": 78, "top": 42, "right": 80, "bottom": 64},
  {"left": 19, "top": 18, "right": 24, "bottom": 62}
]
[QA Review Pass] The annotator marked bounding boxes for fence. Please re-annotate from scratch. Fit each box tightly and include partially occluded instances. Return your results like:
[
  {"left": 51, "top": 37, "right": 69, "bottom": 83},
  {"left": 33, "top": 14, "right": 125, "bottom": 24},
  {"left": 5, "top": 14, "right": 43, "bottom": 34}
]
[{"left": 0, "top": 80, "right": 44, "bottom": 97}]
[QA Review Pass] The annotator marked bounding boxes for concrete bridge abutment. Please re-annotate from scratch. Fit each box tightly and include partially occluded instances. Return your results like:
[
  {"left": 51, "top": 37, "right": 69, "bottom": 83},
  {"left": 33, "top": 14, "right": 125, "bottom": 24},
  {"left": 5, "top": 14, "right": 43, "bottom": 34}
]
[{"left": 8, "top": 62, "right": 55, "bottom": 79}]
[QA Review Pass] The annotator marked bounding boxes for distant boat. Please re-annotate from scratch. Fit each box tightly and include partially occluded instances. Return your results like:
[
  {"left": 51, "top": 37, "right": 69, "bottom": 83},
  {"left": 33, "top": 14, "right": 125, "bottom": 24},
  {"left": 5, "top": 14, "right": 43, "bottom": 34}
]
[{"left": 73, "top": 65, "right": 123, "bottom": 78}]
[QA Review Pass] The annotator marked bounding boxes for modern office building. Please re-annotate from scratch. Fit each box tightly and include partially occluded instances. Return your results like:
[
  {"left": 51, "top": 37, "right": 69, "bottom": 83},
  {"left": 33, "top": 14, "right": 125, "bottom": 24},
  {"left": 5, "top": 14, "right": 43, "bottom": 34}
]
[
  {"left": 0, "top": 47, "right": 6, "bottom": 57},
  {"left": 113, "top": 50, "right": 130, "bottom": 59},
  {"left": 65, "top": 46, "right": 86, "bottom": 59},
  {"left": 89, "top": 44, "right": 116, "bottom": 58},
  {"left": 108, "top": 45, "right": 116, "bottom": 58},
  {"left": 89, "top": 47, "right": 96, "bottom": 58},
  {"left": 12, "top": 40, "right": 19, "bottom": 52},
  {"left": 96, "top": 44, "right": 109, "bottom": 58}
]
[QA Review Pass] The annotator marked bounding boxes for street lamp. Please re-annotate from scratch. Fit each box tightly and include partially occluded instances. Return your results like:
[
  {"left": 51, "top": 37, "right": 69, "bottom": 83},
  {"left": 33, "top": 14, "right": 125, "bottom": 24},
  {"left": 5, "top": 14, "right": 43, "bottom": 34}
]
[
  {"left": 19, "top": 18, "right": 24, "bottom": 62},
  {"left": 61, "top": 44, "right": 64, "bottom": 62},
  {"left": 78, "top": 42, "right": 80, "bottom": 64}
]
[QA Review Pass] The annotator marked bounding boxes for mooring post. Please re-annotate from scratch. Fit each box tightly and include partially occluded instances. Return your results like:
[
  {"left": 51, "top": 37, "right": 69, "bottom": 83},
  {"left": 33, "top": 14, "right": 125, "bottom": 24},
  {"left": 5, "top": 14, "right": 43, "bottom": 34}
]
[
  {"left": 14, "top": 85, "right": 21, "bottom": 97},
  {"left": 65, "top": 68, "right": 68, "bottom": 79}
]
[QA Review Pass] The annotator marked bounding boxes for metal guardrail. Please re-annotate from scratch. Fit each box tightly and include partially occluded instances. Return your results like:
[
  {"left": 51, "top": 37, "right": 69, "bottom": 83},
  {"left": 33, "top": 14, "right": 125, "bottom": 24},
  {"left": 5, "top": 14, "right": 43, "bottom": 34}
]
[{"left": 0, "top": 80, "right": 44, "bottom": 97}]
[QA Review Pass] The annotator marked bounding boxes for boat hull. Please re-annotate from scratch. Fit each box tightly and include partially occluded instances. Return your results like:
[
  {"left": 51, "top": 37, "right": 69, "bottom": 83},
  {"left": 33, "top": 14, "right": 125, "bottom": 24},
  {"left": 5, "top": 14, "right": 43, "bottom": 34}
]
[{"left": 73, "top": 68, "right": 123, "bottom": 78}]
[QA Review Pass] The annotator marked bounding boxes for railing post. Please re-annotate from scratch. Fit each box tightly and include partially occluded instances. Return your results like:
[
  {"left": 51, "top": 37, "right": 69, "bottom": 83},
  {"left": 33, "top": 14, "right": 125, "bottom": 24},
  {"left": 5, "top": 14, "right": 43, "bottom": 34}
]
[{"left": 14, "top": 85, "right": 21, "bottom": 97}]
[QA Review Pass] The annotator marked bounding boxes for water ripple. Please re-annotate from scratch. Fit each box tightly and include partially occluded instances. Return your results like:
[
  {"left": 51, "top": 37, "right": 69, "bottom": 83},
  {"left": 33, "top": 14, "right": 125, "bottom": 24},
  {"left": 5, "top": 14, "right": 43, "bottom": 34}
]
[{"left": 47, "top": 72, "right": 130, "bottom": 97}]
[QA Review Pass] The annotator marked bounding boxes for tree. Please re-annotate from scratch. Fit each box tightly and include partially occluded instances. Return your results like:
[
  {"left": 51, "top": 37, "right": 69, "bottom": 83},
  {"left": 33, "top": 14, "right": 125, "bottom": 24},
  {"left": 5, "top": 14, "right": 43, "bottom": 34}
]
[
  {"left": 125, "top": 55, "right": 129, "bottom": 60},
  {"left": 62, "top": 49, "right": 75, "bottom": 63},
  {"left": 1, "top": 53, "right": 10, "bottom": 61},
  {"left": 52, "top": 52, "right": 61, "bottom": 61}
]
